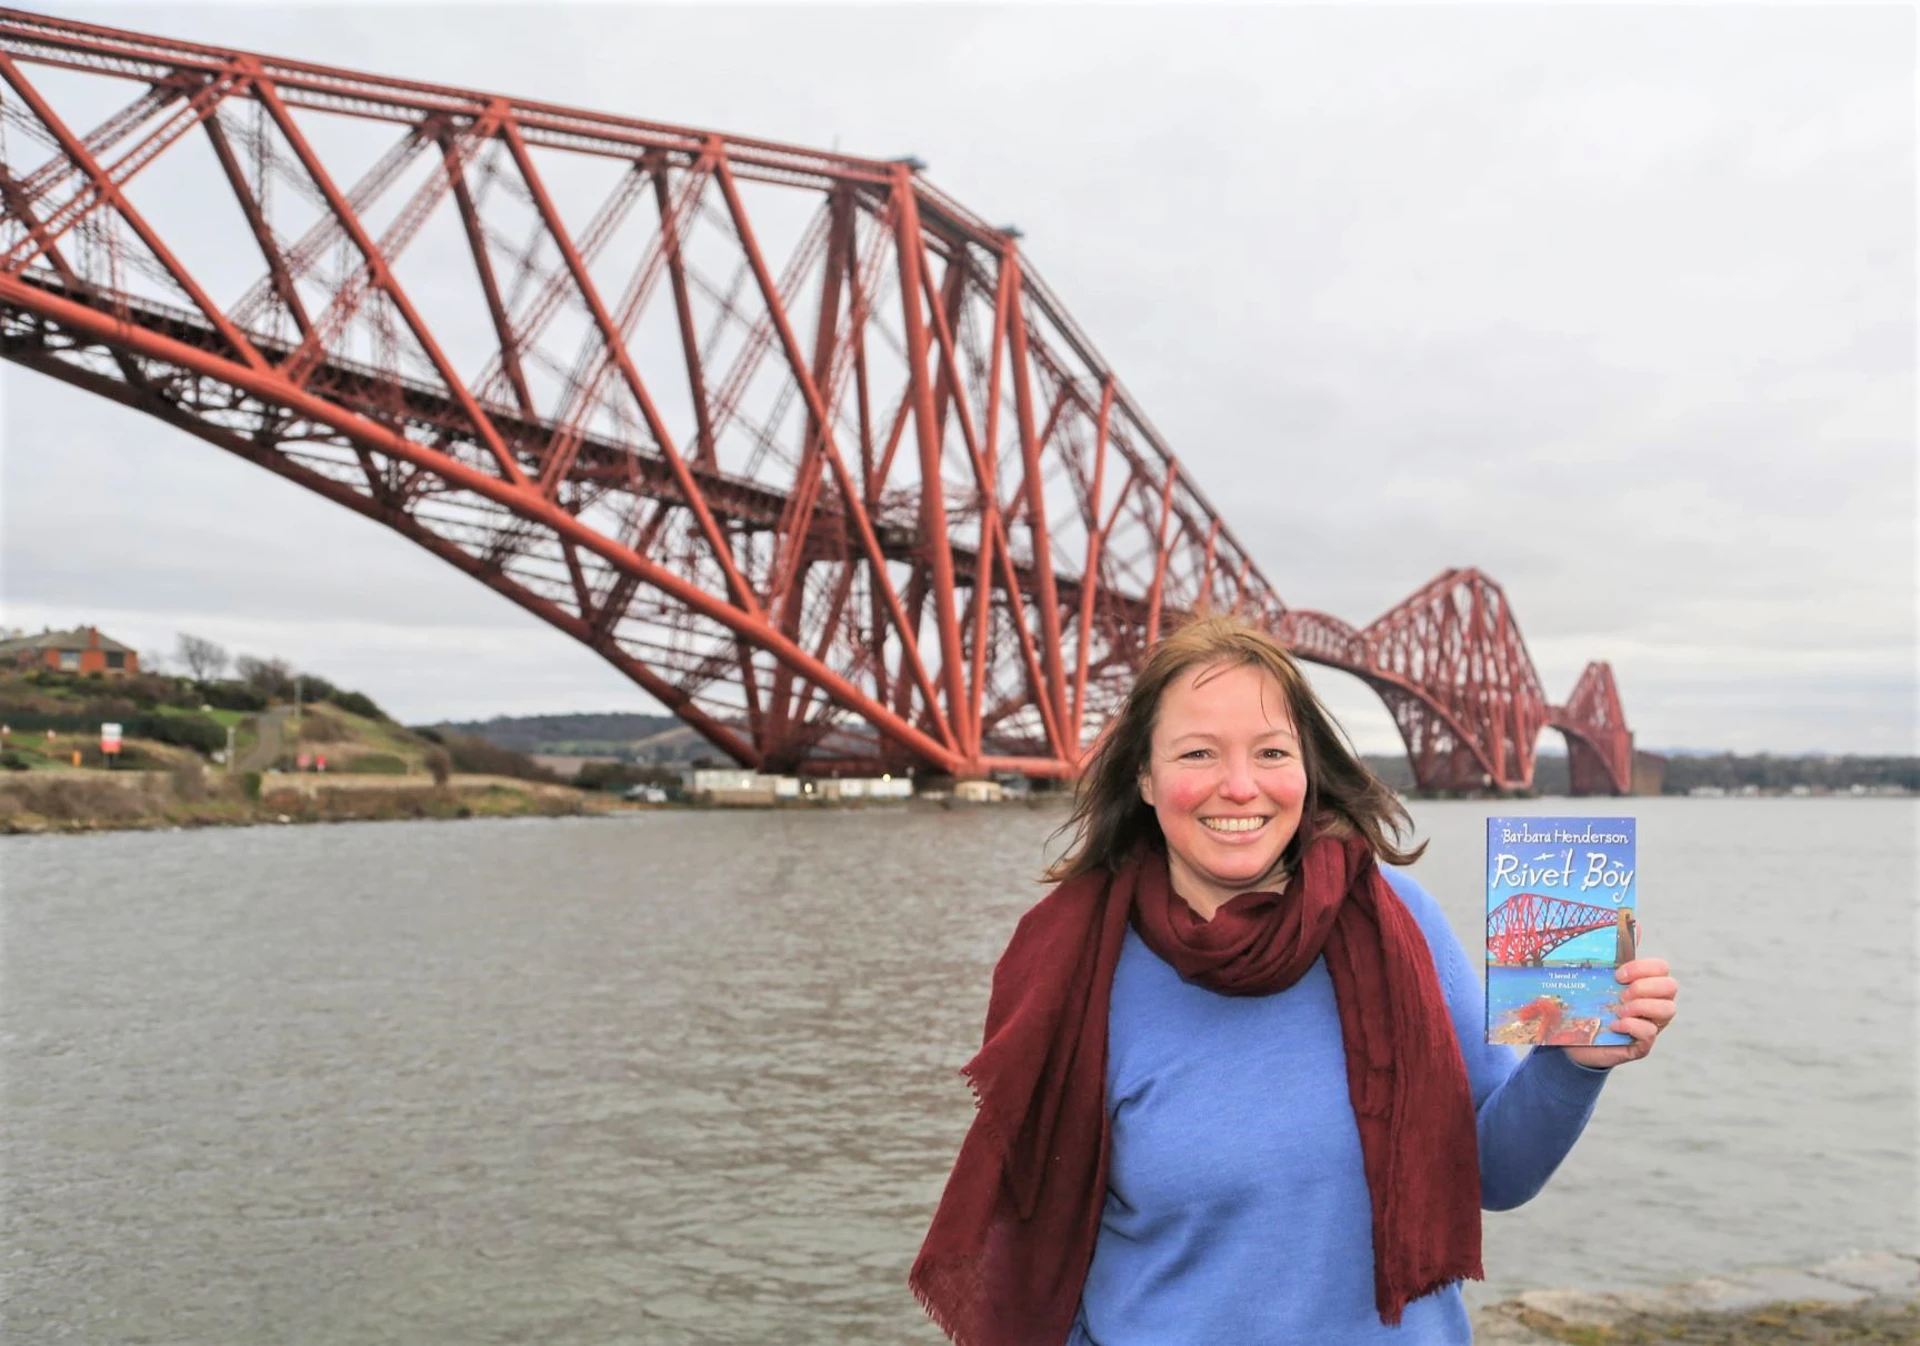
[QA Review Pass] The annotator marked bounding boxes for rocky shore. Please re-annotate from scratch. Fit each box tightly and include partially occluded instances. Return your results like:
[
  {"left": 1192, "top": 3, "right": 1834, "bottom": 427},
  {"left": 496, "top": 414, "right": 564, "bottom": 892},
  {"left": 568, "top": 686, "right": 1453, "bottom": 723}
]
[
  {"left": 0, "top": 767, "right": 1065, "bottom": 834},
  {"left": 0, "top": 768, "right": 611, "bottom": 833},
  {"left": 1473, "top": 1251, "right": 1919, "bottom": 1344}
]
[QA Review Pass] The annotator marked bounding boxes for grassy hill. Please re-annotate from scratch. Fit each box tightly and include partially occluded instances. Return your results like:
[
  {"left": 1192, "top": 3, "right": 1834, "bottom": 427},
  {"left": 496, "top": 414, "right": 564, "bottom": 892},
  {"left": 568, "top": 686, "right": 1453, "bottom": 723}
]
[
  {"left": 0, "top": 667, "right": 587, "bottom": 832},
  {"left": 1, "top": 667, "right": 264, "bottom": 772},
  {"left": 0, "top": 666, "right": 427, "bottom": 772}
]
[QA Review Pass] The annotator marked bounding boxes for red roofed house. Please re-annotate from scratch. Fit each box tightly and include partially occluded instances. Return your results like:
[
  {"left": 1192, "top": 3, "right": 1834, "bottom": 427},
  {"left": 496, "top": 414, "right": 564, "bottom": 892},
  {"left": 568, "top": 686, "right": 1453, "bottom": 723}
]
[{"left": 0, "top": 626, "right": 140, "bottom": 675}]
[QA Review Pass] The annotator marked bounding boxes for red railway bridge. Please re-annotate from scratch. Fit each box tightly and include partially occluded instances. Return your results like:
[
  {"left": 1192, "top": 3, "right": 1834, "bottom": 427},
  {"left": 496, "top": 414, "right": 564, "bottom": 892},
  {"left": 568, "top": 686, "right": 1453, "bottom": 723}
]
[
  {"left": 0, "top": 9, "right": 1636, "bottom": 792},
  {"left": 1486, "top": 892, "right": 1634, "bottom": 967}
]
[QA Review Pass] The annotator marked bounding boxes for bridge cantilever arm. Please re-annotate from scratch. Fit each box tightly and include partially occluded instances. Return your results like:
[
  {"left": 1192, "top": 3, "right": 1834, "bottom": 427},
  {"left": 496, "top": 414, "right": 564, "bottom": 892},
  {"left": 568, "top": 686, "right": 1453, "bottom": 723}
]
[{"left": 0, "top": 273, "right": 966, "bottom": 775}]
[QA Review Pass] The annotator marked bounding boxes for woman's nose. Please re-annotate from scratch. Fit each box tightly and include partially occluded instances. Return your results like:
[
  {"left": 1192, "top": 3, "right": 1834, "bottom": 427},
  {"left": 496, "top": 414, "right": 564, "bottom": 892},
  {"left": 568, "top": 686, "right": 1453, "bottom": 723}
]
[{"left": 1217, "top": 760, "right": 1260, "bottom": 802}]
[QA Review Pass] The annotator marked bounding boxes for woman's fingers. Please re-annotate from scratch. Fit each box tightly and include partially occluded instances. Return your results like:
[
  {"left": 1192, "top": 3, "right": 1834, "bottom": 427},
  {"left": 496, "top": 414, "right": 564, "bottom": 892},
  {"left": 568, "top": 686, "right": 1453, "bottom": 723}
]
[
  {"left": 1582, "top": 948, "right": 1678, "bottom": 1066},
  {"left": 1616, "top": 957, "right": 1669, "bottom": 983},
  {"left": 1624, "top": 975, "right": 1679, "bottom": 1001},
  {"left": 1605, "top": 1017, "right": 1660, "bottom": 1050},
  {"left": 1619, "top": 998, "right": 1678, "bottom": 1025}
]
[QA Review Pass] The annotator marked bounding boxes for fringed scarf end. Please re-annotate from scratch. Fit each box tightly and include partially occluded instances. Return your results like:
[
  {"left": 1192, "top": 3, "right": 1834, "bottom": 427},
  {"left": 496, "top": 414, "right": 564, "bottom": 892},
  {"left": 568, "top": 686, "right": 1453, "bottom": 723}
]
[{"left": 1379, "top": 1258, "right": 1487, "bottom": 1327}]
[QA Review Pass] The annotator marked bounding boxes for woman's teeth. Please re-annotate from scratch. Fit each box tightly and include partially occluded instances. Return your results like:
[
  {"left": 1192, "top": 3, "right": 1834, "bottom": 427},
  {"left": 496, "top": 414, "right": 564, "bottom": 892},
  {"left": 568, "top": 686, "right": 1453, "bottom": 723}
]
[{"left": 1201, "top": 817, "right": 1267, "bottom": 833}]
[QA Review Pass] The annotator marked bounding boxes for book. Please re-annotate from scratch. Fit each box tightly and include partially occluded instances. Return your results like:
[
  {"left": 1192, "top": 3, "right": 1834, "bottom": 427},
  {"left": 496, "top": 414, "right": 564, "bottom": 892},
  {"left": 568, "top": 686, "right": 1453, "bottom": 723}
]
[{"left": 1485, "top": 816, "right": 1637, "bottom": 1048}]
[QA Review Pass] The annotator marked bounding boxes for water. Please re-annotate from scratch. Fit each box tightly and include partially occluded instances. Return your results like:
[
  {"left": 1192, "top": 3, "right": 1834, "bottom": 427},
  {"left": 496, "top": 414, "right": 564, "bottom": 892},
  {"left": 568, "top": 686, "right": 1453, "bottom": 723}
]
[
  {"left": 1487, "top": 964, "right": 1631, "bottom": 1046},
  {"left": 2, "top": 798, "right": 1912, "bottom": 1343}
]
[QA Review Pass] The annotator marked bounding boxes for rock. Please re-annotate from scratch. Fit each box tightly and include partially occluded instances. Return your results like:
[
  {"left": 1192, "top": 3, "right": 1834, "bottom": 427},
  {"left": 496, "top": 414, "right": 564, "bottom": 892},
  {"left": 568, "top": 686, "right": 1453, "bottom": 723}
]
[
  {"left": 1671, "top": 1267, "right": 1875, "bottom": 1314},
  {"left": 1509, "top": 1285, "right": 1690, "bottom": 1326},
  {"left": 1480, "top": 1250, "right": 1919, "bottom": 1344},
  {"left": 1808, "top": 1249, "right": 1920, "bottom": 1298},
  {"left": 1468, "top": 1303, "right": 1567, "bottom": 1344}
]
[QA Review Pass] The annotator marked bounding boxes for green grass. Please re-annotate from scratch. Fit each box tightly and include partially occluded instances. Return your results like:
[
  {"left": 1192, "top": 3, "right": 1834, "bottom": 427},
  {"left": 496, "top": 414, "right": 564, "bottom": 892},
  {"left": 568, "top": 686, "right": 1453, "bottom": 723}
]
[{"left": 180, "top": 706, "right": 249, "bottom": 728}]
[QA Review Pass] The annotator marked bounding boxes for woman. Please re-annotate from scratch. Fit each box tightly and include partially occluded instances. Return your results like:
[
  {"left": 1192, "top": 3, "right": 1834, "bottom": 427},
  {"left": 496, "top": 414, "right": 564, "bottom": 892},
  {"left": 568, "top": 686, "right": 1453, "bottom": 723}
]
[{"left": 910, "top": 616, "right": 1679, "bottom": 1346}]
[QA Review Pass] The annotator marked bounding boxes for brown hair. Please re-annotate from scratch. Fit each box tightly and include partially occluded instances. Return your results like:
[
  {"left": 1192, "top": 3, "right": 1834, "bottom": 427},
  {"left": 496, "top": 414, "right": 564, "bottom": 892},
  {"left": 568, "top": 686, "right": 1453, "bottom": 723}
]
[{"left": 1045, "top": 614, "right": 1425, "bottom": 882}]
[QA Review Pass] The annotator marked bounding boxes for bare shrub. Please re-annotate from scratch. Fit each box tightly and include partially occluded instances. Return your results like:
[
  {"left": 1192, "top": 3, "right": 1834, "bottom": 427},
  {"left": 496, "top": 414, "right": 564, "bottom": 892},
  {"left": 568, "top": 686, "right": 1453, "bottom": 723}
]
[
  {"left": 438, "top": 732, "right": 557, "bottom": 783},
  {"left": 298, "top": 711, "right": 349, "bottom": 743}
]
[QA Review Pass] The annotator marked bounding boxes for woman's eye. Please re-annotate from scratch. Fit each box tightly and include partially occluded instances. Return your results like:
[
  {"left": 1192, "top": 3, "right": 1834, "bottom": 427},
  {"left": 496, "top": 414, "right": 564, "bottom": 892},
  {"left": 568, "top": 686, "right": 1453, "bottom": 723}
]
[{"left": 1180, "top": 749, "right": 1210, "bottom": 761}]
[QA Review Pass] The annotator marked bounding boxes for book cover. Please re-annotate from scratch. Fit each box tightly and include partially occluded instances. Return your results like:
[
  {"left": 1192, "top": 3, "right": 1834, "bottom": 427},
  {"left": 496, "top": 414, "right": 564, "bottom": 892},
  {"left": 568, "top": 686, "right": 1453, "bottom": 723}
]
[{"left": 1485, "top": 816, "right": 1637, "bottom": 1047}]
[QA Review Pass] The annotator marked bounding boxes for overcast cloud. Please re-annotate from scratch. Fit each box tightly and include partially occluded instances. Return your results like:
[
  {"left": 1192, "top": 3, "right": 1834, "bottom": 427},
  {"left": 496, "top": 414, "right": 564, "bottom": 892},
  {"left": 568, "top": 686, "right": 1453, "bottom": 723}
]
[{"left": 2, "top": 3, "right": 1912, "bottom": 754}]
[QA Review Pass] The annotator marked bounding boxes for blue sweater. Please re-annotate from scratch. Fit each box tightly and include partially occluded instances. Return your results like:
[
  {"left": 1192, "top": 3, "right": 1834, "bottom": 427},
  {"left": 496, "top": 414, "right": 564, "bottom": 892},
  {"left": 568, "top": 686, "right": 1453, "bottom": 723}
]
[{"left": 1069, "top": 867, "right": 1608, "bottom": 1346}]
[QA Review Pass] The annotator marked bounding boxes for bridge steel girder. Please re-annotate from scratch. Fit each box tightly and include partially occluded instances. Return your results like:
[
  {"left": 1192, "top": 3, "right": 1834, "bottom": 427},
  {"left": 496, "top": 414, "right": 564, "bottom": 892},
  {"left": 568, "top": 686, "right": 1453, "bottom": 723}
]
[
  {"left": 0, "top": 8, "right": 1634, "bottom": 788},
  {"left": 1280, "top": 571, "right": 1552, "bottom": 794}
]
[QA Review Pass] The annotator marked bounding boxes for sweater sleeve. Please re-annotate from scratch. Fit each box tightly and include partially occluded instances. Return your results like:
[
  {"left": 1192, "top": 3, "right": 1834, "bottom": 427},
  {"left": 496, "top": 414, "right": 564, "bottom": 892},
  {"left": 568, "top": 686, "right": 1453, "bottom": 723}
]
[{"left": 1386, "top": 869, "right": 1611, "bottom": 1212}]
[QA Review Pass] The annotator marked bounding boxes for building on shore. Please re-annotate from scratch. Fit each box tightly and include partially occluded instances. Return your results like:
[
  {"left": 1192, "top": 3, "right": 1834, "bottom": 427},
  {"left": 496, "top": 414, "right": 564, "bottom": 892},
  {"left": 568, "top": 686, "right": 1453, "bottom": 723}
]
[
  {"left": 815, "top": 775, "right": 913, "bottom": 801},
  {"left": 682, "top": 767, "right": 759, "bottom": 796},
  {"left": 677, "top": 766, "right": 915, "bottom": 804},
  {"left": 0, "top": 626, "right": 139, "bottom": 676}
]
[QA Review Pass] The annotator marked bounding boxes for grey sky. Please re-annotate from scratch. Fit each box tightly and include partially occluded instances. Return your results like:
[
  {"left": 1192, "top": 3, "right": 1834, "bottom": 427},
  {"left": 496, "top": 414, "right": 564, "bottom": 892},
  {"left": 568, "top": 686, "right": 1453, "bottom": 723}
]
[{"left": 2, "top": 3, "right": 1913, "bottom": 755}]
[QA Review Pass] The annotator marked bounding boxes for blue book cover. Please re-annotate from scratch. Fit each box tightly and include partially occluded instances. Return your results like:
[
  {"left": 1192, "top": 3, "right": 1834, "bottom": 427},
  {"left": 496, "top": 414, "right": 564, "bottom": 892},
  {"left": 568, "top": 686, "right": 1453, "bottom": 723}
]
[{"left": 1485, "top": 816, "right": 1637, "bottom": 1047}]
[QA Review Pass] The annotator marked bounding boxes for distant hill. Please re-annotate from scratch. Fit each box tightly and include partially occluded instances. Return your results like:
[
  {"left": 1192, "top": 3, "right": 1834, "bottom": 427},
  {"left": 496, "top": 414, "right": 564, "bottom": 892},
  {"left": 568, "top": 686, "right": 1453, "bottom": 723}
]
[{"left": 434, "top": 711, "right": 701, "bottom": 761}]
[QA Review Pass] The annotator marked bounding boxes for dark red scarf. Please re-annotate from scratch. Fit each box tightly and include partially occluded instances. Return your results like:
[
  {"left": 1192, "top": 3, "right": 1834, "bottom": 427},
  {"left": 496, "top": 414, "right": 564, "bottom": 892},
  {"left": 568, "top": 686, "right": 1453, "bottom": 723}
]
[{"left": 909, "top": 833, "right": 1482, "bottom": 1345}]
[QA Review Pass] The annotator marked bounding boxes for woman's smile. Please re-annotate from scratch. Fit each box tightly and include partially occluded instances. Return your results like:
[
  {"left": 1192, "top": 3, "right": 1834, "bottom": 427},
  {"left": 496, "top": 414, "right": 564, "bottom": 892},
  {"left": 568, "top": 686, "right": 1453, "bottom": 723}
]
[{"left": 1199, "top": 815, "right": 1271, "bottom": 836}]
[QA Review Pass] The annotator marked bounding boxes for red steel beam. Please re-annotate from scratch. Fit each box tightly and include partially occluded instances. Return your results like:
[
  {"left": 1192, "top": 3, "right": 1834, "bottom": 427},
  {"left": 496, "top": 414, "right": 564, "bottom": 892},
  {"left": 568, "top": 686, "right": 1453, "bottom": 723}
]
[{"left": 891, "top": 167, "right": 972, "bottom": 753}]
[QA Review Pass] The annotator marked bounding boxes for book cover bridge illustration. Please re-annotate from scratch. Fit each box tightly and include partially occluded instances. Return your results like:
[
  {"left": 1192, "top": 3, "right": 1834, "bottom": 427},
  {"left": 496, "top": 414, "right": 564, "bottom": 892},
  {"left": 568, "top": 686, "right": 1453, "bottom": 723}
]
[{"left": 1485, "top": 817, "right": 1637, "bottom": 1048}]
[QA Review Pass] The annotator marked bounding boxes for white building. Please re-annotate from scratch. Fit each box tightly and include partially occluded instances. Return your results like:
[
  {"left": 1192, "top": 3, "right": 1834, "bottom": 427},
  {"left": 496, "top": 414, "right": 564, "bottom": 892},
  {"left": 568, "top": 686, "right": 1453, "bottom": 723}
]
[
  {"left": 954, "top": 779, "right": 1005, "bottom": 803},
  {"left": 812, "top": 775, "right": 913, "bottom": 801},
  {"left": 683, "top": 767, "right": 759, "bottom": 795}
]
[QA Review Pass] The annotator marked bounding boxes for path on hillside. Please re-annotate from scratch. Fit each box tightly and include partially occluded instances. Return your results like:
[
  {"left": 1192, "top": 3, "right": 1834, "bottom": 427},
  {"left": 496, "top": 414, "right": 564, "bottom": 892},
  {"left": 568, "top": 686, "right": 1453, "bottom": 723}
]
[{"left": 234, "top": 706, "right": 292, "bottom": 775}]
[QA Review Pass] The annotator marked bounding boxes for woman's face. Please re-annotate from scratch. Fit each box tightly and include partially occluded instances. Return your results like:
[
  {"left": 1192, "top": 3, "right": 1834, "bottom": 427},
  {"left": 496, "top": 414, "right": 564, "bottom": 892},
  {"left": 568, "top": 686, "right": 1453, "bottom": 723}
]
[{"left": 1139, "top": 660, "right": 1309, "bottom": 920}]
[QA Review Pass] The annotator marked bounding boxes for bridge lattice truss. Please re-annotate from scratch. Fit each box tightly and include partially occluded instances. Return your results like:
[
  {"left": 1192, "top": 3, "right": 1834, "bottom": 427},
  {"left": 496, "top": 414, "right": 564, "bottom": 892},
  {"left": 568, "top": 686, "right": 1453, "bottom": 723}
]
[
  {"left": 0, "top": 9, "right": 1634, "bottom": 790},
  {"left": 1486, "top": 891, "right": 1625, "bottom": 967}
]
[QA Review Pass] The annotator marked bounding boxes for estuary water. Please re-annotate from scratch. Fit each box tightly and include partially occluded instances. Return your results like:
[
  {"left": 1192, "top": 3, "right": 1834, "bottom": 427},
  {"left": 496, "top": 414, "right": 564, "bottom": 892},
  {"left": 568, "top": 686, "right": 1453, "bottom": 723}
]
[{"left": 2, "top": 798, "right": 1913, "bottom": 1343}]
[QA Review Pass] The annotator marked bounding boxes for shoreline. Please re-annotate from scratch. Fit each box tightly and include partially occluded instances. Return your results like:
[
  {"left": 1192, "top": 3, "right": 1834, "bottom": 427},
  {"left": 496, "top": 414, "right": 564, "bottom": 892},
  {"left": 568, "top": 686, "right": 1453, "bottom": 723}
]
[
  {"left": 2, "top": 768, "right": 1910, "bottom": 838},
  {"left": 1472, "top": 1251, "right": 1918, "bottom": 1344},
  {"left": 0, "top": 769, "right": 1071, "bottom": 836}
]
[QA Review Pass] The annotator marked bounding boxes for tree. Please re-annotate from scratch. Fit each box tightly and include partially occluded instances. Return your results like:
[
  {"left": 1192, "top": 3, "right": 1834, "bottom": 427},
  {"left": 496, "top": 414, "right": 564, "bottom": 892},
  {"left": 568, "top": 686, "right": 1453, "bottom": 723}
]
[
  {"left": 176, "top": 633, "right": 229, "bottom": 681},
  {"left": 235, "top": 654, "right": 296, "bottom": 699},
  {"left": 299, "top": 672, "right": 339, "bottom": 703},
  {"left": 574, "top": 759, "right": 677, "bottom": 791},
  {"left": 329, "top": 689, "right": 386, "bottom": 720},
  {"left": 423, "top": 745, "right": 452, "bottom": 787}
]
